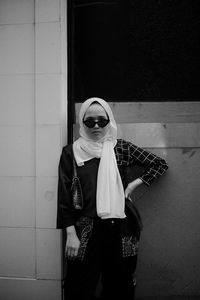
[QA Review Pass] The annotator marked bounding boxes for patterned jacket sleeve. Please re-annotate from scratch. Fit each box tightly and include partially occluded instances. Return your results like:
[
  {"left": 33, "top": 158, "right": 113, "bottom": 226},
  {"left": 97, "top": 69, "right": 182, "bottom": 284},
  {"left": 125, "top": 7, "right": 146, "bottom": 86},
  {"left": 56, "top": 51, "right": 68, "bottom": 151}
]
[{"left": 128, "top": 141, "right": 168, "bottom": 186}]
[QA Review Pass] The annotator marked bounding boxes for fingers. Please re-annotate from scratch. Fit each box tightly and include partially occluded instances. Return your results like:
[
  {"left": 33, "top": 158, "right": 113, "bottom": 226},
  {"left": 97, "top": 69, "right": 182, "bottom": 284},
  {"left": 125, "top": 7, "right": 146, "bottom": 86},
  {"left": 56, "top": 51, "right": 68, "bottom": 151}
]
[
  {"left": 125, "top": 189, "right": 133, "bottom": 202},
  {"left": 65, "top": 234, "right": 80, "bottom": 260},
  {"left": 125, "top": 192, "right": 130, "bottom": 199},
  {"left": 125, "top": 189, "right": 132, "bottom": 199},
  {"left": 65, "top": 246, "right": 79, "bottom": 260},
  {"left": 125, "top": 185, "right": 135, "bottom": 201},
  {"left": 124, "top": 188, "right": 128, "bottom": 198},
  {"left": 126, "top": 195, "right": 133, "bottom": 202}
]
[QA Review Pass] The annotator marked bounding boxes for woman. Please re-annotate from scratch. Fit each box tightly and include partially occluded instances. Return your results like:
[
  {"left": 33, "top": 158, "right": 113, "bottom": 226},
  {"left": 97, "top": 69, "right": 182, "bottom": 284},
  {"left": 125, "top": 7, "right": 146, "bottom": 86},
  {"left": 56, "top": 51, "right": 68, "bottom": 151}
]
[{"left": 57, "top": 97, "right": 168, "bottom": 300}]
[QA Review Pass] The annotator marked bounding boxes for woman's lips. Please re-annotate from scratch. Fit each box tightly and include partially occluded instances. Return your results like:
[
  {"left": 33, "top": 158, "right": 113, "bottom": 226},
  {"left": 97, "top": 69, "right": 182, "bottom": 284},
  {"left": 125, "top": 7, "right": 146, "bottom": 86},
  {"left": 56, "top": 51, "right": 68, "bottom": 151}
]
[{"left": 92, "top": 130, "right": 101, "bottom": 134}]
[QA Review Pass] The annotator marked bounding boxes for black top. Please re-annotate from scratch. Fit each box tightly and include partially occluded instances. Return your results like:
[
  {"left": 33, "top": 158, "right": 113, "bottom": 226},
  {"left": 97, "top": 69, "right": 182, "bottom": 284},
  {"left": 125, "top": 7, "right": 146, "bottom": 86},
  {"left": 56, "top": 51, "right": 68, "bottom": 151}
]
[{"left": 57, "top": 139, "right": 168, "bottom": 229}]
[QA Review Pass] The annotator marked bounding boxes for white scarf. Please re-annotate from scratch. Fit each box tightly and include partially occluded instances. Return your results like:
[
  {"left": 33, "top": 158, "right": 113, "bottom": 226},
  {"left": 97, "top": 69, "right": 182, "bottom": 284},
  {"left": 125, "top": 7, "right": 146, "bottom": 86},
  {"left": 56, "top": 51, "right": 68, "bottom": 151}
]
[{"left": 73, "top": 97, "right": 126, "bottom": 219}]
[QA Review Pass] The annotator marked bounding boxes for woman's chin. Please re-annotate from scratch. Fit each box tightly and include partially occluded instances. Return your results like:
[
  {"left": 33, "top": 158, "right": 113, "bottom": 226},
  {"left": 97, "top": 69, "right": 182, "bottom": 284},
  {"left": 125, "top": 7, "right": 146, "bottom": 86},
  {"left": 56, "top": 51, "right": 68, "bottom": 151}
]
[{"left": 91, "top": 132, "right": 102, "bottom": 140}]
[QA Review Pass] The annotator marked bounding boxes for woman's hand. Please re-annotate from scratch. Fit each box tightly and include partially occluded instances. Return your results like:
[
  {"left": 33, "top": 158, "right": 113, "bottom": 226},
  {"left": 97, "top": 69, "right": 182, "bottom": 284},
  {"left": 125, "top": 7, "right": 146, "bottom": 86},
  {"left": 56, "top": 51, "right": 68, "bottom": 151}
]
[
  {"left": 125, "top": 178, "right": 143, "bottom": 199},
  {"left": 65, "top": 226, "right": 80, "bottom": 260}
]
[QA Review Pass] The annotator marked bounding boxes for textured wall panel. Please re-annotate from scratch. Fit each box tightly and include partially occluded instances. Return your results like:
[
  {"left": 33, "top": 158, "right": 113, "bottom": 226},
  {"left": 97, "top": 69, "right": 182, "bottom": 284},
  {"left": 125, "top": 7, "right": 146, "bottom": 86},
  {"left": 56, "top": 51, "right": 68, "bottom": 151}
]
[
  {"left": 118, "top": 123, "right": 200, "bottom": 148},
  {"left": 35, "top": 22, "right": 61, "bottom": 74},
  {"left": 0, "top": 126, "right": 35, "bottom": 176},
  {"left": 36, "top": 229, "right": 62, "bottom": 280},
  {"left": 35, "top": 0, "right": 60, "bottom": 23},
  {"left": 76, "top": 102, "right": 200, "bottom": 124},
  {"left": 36, "top": 74, "right": 62, "bottom": 125},
  {"left": 0, "top": 24, "right": 34, "bottom": 74},
  {"left": 0, "top": 177, "right": 35, "bottom": 227},
  {"left": 0, "top": 278, "right": 61, "bottom": 300},
  {"left": 0, "top": 0, "right": 34, "bottom": 25},
  {"left": 36, "top": 125, "right": 61, "bottom": 177},
  {"left": 36, "top": 177, "right": 58, "bottom": 229},
  {"left": 0, "top": 75, "right": 34, "bottom": 126},
  {"left": 0, "top": 228, "right": 35, "bottom": 278},
  {"left": 134, "top": 148, "right": 200, "bottom": 297}
]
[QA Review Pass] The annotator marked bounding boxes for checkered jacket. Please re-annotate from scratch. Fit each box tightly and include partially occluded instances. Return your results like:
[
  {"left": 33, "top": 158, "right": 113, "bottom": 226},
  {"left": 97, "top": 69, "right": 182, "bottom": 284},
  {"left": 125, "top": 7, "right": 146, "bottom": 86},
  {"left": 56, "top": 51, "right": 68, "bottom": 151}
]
[{"left": 115, "top": 139, "right": 168, "bottom": 186}]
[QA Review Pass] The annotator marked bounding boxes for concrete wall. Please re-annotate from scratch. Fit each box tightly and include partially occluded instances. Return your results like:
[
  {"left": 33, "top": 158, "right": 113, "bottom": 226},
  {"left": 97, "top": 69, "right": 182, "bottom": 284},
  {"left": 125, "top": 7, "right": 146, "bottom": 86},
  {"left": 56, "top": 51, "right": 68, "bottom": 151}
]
[
  {"left": 114, "top": 102, "right": 200, "bottom": 298},
  {"left": 76, "top": 102, "right": 200, "bottom": 298},
  {"left": 105, "top": 102, "right": 200, "bottom": 298},
  {"left": 0, "top": 0, "right": 67, "bottom": 299}
]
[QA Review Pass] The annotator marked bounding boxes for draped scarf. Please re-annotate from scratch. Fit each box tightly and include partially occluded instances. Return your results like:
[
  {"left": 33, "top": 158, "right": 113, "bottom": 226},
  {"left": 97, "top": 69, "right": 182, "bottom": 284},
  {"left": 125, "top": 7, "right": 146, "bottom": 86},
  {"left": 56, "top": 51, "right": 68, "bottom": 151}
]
[{"left": 73, "top": 97, "right": 125, "bottom": 219}]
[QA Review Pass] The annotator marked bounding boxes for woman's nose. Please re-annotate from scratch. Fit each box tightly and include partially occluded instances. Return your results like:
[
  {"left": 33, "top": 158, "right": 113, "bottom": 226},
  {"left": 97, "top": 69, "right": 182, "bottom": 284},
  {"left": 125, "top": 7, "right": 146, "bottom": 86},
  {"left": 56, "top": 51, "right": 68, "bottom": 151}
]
[{"left": 94, "top": 122, "right": 99, "bottom": 128}]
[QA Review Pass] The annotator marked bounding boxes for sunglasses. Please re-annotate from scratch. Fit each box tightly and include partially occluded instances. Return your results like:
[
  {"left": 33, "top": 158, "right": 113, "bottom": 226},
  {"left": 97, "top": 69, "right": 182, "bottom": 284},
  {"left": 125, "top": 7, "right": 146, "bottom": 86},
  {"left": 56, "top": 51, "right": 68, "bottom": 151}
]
[{"left": 83, "top": 117, "right": 110, "bottom": 128}]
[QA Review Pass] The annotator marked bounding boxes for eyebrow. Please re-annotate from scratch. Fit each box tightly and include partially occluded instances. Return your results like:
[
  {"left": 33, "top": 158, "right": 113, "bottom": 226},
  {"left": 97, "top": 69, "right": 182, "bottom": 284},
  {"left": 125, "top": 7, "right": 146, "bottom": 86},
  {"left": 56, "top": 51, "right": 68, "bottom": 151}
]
[
  {"left": 84, "top": 116, "right": 108, "bottom": 120},
  {"left": 83, "top": 111, "right": 109, "bottom": 119}
]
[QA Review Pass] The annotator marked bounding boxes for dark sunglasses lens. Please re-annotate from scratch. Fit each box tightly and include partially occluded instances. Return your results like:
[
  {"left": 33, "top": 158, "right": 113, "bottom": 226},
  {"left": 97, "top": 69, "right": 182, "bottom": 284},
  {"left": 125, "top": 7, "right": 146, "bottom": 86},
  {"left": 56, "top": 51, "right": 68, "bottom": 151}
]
[
  {"left": 83, "top": 120, "right": 96, "bottom": 128},
  {"left": 83, "top": 118, "right": 109, "bottom": 128},
  {"left": 98, "top": 119, "right": 109, "bottom": 127}
]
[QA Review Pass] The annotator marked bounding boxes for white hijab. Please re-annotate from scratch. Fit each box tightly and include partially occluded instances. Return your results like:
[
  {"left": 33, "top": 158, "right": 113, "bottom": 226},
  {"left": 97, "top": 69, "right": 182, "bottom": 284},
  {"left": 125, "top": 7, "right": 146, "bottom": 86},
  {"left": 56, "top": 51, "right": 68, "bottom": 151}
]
[{"left": 73, "top": 97, "right": 126, "bottom": 219}]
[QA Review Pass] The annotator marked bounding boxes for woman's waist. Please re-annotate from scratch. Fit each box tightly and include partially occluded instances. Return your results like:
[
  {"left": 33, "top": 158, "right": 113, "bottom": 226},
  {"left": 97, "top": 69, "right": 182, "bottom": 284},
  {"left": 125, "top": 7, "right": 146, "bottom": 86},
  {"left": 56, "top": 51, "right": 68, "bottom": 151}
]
[{"left": 93, "top": 216, "right": 124, "bottom": 232}]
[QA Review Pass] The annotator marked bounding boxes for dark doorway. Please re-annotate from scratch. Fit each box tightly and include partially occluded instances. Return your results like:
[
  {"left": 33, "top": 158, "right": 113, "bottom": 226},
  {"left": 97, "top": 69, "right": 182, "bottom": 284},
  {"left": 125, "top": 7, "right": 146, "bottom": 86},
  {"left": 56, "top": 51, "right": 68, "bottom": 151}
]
[{"left": 68, "top": 0, "right": 200, "bottom": 103}]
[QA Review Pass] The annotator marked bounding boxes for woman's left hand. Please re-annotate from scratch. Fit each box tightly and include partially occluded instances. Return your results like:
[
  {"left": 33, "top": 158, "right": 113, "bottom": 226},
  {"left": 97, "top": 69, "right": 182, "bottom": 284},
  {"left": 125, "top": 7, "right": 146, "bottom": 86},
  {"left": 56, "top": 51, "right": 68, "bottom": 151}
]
[{"left": 125, "top": 178, "right": 143, "bottom": 199}]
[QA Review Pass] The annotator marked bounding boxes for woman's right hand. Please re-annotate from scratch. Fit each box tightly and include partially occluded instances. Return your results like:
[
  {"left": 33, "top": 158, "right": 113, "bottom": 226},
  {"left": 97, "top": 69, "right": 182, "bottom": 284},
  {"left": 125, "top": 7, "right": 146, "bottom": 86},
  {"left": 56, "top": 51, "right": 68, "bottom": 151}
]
[{"left": 65, "top": 225, "right": 80, "bottom": 260}]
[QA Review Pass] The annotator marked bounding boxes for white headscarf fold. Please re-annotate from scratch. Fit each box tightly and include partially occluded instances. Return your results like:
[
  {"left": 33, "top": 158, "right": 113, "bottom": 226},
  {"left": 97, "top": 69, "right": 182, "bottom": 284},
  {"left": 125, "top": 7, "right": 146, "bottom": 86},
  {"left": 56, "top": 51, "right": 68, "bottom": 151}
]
[{"left": 73, "top": 97, "right": 126, "bottom": 219}]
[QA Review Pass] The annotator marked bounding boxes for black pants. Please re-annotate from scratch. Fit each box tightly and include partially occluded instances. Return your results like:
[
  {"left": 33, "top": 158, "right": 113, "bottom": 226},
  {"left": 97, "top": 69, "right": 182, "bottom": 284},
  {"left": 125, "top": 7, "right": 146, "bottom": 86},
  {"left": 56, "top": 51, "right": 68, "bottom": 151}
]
[{"left": 64, "top": 218, "right": 138, "bottom": 300}]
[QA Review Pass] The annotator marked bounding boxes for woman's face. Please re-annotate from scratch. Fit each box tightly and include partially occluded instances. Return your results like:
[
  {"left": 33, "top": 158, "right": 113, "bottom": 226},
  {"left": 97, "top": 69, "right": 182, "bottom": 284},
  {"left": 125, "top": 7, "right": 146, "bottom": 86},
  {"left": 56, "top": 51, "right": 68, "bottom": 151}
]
[{"left": 83, "top": 103, "right": 109, "bottom": 141}]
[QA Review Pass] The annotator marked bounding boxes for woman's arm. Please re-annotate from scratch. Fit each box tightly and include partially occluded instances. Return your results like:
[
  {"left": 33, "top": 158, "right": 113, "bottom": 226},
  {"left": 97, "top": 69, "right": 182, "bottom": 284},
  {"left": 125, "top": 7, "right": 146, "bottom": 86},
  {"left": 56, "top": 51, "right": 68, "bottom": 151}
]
[
  {"left": 57, "top": 146, "right": 76, "bottom": 228},
  {"left": 125, "top": 178, "right": 143, "bottom": 198},
  {"left": 57, "top": 146, "right": 81, "bottom": 259},
  {"left": 129, "top": 142, "right": 168, "bottom": 186},
  {"left": 65, "top": 225, "right": 80, "bottom": 259},
  {"left": 124, "top": 141, "right": 168, "bottom": 197}
]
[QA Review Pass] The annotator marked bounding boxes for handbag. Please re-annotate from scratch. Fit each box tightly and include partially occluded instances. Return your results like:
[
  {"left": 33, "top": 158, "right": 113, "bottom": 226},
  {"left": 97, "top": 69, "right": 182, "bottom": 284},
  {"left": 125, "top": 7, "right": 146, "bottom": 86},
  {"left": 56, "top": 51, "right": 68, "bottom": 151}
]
[
  {"left": 121, "top": 197, "right": 143, "bottom": 238},
  {"left": 125, "top": 197, "right": 143, "bottom": 231},
  {"left": 71, "top": 153, "right": 83, "bottom": 210}
]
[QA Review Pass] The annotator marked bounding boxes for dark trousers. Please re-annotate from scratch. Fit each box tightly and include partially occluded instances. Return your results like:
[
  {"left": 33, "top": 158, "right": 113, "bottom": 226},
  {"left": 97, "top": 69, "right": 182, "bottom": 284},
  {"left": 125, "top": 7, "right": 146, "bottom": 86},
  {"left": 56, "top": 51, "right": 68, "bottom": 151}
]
[{"left": 64, "top": 218, "right": 138, "bottom": 300}]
